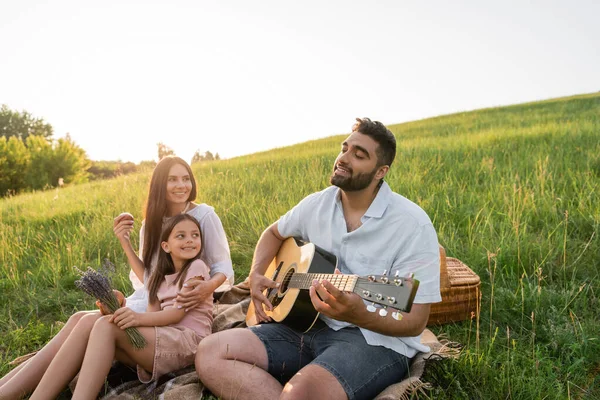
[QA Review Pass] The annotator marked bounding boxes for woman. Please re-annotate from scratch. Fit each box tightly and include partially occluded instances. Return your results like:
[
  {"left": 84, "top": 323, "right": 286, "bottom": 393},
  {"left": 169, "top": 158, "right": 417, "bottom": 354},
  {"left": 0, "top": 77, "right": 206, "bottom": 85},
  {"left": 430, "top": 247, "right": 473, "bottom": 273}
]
[
  {"left": 0, "top": 156, "right": 234, "bottom": 399},
  {"left": 117, "top": 156, "right": 233, "bottom": 312}
]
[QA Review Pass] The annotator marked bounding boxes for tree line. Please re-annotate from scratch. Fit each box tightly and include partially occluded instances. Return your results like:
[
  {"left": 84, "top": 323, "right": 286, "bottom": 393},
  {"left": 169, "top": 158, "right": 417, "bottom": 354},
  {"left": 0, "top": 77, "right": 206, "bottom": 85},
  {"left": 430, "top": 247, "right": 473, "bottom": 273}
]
[
  {"left": 0, "top": 105, "right": 92, "bottom": 196},
  {"left": 158, "top": 142, "right": 220, "bottom": 164},
  {"left": 1, "top": 106, "right": 221, "bottom": 197},
  {"left": 0, "top": 105, "right": 148, "bottom": 197}
]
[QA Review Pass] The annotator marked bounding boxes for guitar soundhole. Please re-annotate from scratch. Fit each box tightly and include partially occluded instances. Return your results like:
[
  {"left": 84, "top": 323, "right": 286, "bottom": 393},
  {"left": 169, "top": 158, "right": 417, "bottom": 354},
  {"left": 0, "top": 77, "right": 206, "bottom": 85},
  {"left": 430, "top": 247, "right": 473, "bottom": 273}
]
[
  {"left": 269, "top": 266, "right": 295, "bottom": 309},
  {"left": 279, "top": 268, "right": 295, "bottom": 295}
]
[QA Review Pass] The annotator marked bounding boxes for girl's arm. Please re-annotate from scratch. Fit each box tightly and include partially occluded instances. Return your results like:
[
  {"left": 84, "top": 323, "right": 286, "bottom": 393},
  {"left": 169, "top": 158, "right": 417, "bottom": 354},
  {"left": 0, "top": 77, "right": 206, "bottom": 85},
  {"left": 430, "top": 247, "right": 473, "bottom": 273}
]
[{"left": 110, "top": 284, "right": 194, "bottom": 329}]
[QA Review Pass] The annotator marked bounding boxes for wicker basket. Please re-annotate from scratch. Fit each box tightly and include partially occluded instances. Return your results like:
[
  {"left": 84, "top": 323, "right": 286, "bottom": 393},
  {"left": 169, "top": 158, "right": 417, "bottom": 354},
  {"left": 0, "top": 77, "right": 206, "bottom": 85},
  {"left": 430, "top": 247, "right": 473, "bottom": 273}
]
[{"left": 427, "top": 246, "right": 482, "bottom": 326}]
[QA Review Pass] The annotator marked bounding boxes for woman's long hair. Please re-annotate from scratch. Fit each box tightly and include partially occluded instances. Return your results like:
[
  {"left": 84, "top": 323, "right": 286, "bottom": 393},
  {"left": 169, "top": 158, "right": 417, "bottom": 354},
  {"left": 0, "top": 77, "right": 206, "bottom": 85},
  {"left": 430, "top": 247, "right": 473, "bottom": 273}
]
[
  {"left": 146, "top": 214, "right": 203, "bottom": 303},
  {"left": 142, "top": 156, "right": 197, "bottom": 274}
]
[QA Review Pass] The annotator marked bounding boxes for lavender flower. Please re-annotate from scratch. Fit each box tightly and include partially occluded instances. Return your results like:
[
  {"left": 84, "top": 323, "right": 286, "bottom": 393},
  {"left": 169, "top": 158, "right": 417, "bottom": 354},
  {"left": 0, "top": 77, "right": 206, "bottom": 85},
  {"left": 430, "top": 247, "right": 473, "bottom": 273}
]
[{"left": 75, "top": 264, "right": 147, "bottom": 349}]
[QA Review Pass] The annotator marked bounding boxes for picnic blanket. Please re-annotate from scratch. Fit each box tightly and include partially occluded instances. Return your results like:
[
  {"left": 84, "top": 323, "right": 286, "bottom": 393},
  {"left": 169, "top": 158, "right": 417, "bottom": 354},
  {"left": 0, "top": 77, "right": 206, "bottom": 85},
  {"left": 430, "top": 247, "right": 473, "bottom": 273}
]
[
  {"left": 99, "top": 280, "right": 460, "bottom": 399},
  {"left": 12, "top": 281, "right": 460, "bottom": 399}
]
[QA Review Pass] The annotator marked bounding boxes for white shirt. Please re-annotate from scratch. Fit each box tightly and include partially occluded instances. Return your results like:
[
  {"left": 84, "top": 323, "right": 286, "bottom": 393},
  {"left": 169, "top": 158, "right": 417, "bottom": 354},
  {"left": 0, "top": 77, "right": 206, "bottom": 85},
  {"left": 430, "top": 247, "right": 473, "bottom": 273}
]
[
  {"left": 277, "top": 182, "right": 441, "bottom": 357},
  {"left": 126, "top": 204, "right": 234, "bottom": 312}
]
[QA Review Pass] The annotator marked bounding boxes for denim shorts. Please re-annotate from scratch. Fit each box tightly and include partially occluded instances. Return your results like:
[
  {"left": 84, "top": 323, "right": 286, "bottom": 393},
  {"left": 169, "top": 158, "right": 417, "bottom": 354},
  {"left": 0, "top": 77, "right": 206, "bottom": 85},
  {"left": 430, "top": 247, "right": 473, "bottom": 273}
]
[{"left": 249, "top": 320, "right": 410, "bottom": 400}]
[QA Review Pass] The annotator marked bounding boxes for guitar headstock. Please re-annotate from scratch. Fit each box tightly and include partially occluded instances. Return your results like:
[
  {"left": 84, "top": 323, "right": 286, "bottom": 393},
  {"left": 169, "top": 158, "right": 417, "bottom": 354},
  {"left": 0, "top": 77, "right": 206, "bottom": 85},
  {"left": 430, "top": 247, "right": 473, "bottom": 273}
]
[{"left": 353, "top": 273, "right": 419, "bottom": 316}]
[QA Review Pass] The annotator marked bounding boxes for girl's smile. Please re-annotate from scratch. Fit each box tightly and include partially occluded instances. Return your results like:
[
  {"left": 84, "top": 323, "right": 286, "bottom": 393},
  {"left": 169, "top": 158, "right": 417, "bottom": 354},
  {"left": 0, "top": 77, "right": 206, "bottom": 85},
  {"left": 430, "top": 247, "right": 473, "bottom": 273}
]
[{"left": 162, "top": 219, "right": 202, "bottom": 268}]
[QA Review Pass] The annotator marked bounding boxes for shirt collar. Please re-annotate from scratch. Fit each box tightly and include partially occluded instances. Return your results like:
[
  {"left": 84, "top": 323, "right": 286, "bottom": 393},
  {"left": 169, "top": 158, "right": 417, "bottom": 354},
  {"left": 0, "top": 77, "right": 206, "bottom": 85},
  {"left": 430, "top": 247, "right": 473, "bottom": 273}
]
[
  {"left": 334, "top": 181, "right": 391, "bottom": 219},
  {"left": 364, "top": 181, "right": 391, "bottom": 218}
]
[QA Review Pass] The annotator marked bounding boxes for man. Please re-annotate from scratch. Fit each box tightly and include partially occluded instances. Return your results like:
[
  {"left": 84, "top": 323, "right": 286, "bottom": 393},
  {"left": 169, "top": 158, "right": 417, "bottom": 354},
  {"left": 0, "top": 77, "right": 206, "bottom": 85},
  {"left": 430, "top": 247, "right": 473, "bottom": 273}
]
[{"left": 195, "top": 118, "right": 441, "bottom": 400}]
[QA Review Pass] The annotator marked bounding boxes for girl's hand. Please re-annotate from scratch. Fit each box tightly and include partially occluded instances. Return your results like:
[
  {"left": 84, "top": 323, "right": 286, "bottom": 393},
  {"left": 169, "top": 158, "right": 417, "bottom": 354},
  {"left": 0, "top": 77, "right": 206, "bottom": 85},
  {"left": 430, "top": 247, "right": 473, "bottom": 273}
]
[
  {"left": 110, "top": 307, "right": 140, "bottom": 329},
  {"left": 113, "top": 213, "right": 134, "bottom": 244},
  {"left": 176, "top": 277, "right": 213, "bottom": 311}
]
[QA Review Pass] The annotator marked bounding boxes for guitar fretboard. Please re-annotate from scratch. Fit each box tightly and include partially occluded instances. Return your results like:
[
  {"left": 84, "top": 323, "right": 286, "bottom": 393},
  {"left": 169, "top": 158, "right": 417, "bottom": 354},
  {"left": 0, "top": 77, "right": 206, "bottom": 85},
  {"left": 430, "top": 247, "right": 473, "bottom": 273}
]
[{"left": 288, "top": 273, "right": 358, "bottom": 292}]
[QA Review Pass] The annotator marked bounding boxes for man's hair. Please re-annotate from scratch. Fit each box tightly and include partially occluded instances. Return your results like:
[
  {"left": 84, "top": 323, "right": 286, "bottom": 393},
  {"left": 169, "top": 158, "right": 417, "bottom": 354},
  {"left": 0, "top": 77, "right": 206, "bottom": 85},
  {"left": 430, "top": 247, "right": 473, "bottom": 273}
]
[{"left": 352, "top": 117, "right": 396, "bottom": 167}]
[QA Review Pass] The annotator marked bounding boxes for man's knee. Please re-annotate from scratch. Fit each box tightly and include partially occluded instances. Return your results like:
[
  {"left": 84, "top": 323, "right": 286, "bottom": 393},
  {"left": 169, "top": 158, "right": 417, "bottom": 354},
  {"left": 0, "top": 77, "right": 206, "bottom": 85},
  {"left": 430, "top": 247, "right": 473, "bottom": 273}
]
[
  {"left": 195, "top": 329, "right": 268, "bottom": 376},
  {"left": 281, "top": 365, "right": 347, "bottom": 400},
  {"left": 195, "top": 334, "right": 219, "bottom": 377}
]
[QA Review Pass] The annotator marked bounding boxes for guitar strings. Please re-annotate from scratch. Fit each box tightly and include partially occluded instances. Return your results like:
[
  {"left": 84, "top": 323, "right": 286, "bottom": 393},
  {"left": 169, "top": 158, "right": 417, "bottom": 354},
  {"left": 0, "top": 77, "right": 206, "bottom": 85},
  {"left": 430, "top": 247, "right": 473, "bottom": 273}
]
[{"left": 287, "top": 273, "right": 357, "bottom": 291}]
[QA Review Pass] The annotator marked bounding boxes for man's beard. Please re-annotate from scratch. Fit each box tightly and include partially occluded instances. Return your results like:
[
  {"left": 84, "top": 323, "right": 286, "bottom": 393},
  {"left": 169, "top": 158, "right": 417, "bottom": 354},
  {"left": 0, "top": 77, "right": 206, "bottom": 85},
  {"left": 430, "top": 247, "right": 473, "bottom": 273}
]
[{"left": 330, "top": 166, "right": 378, "bottom": 192}]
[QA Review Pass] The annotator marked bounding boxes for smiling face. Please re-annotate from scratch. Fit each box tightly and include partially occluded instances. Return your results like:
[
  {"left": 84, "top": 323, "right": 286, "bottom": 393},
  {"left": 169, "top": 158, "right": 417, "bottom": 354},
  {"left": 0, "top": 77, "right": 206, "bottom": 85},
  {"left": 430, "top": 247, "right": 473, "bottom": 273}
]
[
  {"left": 330, "top": 132, "right": 388, "bottom": 192},
  {"left": 161, "top": 219, "right": 202, "bottom": 266},
  {"left": 165, "top": 163, "right": 193, "bottom": 206}
]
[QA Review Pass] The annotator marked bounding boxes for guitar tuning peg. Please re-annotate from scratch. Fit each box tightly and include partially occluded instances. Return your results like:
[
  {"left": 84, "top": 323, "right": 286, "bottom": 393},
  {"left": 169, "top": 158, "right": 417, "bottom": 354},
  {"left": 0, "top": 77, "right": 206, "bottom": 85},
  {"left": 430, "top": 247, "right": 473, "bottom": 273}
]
[
  {"left": 378, "top": 308, "right": 388, "bottom": 317},
  {"left": 366, "top": 303, "right": 377, "bottom": 313},
  {"left": 392, "top": 311, "right": 403, "bottom": 321},
  {"left": 394, "top": 271, "right": 400, "bottom": 277},
  {"left": 382, "top": 270, "right": 388, "bottom": 276}
]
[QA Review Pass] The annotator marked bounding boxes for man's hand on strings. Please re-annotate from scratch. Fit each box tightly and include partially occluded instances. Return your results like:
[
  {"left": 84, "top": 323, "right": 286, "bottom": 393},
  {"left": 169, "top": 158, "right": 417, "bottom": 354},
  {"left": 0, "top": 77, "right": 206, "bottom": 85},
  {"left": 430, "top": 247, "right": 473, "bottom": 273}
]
[{"left": 249, "top": 271, "right": 279, "bottom": 323}]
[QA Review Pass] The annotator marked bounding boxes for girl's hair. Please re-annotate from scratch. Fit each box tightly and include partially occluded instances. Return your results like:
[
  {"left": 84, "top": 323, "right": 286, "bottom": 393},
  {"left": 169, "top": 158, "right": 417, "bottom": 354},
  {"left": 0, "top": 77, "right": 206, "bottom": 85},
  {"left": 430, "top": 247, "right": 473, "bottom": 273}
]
[
  {"left": 146, "top": 214, "right": 203, "bottom": 303},
  {"left": 142, "top": 156, "right": 197, "bottom": 273}
]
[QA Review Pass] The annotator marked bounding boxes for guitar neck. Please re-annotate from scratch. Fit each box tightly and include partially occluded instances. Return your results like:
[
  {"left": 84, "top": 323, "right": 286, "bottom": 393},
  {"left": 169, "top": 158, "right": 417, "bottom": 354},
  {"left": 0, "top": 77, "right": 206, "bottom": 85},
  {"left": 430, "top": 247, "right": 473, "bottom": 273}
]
[{"left": 288, "top": 273, "right": 358, "bottom": 292}]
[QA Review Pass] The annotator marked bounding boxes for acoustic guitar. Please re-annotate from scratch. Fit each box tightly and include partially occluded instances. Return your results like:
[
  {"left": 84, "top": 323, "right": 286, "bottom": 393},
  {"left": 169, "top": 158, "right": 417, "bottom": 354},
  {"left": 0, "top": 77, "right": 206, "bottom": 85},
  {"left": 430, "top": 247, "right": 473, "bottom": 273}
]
[{"left": 246, "top": 237, "right": 420, "bottom": 332}]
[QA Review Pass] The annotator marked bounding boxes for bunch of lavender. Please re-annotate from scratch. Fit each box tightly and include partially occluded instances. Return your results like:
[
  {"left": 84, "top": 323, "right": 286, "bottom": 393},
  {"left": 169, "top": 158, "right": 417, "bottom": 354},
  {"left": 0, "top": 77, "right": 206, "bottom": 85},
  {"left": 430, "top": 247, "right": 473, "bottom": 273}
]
[{"left": 75, "top": 260, "right": 147, "bottom": 349}]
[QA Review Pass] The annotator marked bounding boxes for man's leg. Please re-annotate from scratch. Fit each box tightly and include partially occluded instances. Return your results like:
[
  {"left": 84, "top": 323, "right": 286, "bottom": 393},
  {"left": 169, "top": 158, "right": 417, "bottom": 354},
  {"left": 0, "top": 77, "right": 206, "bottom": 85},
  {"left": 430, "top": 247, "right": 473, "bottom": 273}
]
[
  {"left": 282, "top": 326, "right": 410, "bottom": 400},
  {"left": 195, "top": 328, "right": 283, "bottom": 400},
  {"left": 282, "top": 364, "right": 347, "bottom": 400}
]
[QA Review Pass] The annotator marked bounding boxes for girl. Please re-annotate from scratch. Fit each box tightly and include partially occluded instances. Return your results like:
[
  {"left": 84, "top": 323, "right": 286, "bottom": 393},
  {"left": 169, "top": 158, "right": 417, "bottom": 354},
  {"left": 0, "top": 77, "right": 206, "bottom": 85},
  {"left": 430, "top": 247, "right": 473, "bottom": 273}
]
[
  {"left": 0, "top": 156, "right": 233, "bottom": 399},
  {"left": 30, "top": 214, "right": 214, "bottom": 399}
]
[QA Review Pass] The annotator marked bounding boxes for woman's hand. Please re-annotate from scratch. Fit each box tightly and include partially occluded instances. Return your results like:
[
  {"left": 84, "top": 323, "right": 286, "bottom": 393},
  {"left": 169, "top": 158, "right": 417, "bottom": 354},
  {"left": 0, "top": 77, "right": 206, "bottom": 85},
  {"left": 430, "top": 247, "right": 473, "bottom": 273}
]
[
  {"left": 110, "top": 307, "right": 141, "bottom": 329},
  {"left": 113, "top": 212, "right": 134, "bottom": 244},
  {"left": 176, "top": 277, "right": 214, "bottom": 311},
  {"left": 96, "top": 290, "right": 126, "bottom": 315},
  {"left": 249, "top": 271, "right": 280, "bottom": 323}
]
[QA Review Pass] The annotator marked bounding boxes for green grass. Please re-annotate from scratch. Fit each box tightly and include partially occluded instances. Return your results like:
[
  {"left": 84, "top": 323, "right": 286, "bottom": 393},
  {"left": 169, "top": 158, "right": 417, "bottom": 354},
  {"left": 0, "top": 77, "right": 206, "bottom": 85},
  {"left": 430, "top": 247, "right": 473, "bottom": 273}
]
[{"left": 1, "top": 92, "right": 599, "bottom": 399}]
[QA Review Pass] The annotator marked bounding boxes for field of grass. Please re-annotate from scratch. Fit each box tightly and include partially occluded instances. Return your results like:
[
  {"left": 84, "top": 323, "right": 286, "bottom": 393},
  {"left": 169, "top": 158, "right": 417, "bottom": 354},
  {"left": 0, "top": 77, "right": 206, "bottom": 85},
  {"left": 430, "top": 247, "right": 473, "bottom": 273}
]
[{"left": 1, "top": 92, "right": 599, "bottom": 398}]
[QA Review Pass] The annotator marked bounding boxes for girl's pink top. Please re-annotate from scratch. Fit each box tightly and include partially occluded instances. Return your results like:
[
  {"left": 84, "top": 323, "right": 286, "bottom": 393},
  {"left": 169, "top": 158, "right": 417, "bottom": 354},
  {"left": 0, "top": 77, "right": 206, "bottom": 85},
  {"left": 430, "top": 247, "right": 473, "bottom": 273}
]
[{"left": 156, "top": 259, "right": 213, "bottom": 338}]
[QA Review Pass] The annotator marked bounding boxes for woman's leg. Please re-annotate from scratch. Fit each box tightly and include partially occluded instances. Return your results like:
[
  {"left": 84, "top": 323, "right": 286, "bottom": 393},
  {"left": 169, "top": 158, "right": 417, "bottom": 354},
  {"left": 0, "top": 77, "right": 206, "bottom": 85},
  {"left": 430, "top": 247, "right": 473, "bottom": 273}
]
[
  {"left": 0, "top": 311, "right": 100, "bottom": 400},
  {"left": 0, "top": 361, "right": 27, "bottom": 388},
  {"left": 27, "top": 313, "right": 101, "bottom": 400},
  {"left": 71, "top": 317, "right": 156, "bottom": 400}
]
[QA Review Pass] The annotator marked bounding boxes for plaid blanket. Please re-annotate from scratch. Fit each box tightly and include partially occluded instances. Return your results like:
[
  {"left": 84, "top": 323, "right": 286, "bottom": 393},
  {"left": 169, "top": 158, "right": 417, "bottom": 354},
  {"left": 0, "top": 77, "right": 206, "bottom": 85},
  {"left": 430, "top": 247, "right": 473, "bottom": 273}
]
[
  {"left": 15, "top": 281, "right": 459, "bottom": 399},
  {"left": 99, "top": 281, "right": 459, "bottom": 399}
]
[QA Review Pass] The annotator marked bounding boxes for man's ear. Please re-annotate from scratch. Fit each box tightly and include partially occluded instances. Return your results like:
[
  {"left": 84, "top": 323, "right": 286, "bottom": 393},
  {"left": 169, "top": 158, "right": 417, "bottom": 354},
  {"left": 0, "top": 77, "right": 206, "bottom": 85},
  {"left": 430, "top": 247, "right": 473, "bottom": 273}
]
[
  {"left": 376, "top": 165, "right": 390, "bottom": 180},
  {"left": 161, "top": 241, "right": 170, "bottom": 253}
]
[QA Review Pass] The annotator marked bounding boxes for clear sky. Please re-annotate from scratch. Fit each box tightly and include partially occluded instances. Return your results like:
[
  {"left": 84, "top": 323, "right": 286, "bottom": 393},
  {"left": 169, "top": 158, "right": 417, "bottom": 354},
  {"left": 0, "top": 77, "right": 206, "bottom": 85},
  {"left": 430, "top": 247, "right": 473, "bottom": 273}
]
[{"left": 1, "top": 0, "right": 598, "bottom": 163}]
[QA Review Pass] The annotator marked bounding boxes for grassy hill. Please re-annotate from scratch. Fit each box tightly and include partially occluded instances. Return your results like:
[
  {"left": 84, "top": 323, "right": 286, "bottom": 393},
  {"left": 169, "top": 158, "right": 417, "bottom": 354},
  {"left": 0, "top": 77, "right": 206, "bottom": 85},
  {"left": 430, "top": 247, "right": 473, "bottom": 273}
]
[{"left": 1, "top": 93, "right": 599, "bottom": 398}]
